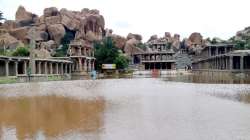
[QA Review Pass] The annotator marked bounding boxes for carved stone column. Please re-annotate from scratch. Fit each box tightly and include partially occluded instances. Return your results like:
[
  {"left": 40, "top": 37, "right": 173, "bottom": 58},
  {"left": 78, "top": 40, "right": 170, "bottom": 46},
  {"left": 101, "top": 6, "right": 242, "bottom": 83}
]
[
  {"left": 23, "top": 61, "right": 27, "bottom": 75},
  {"left": 50, "top": 63, "right": 53, "bottom": 74},
  {"left": 56, "top": 63, "right": 59, "bottom": 74},
  {"left": 15, "top": 61, "right": 18, "bottom": 76},
  {"left": 65, "top": 64, "right": 68, "bottom": 74},
  {"left": 79, "top": 58, "right": 82, "bottom": 71},
  {"left": 38, "top": 61, "right": 41, "bottom": 74},
  {"left": 240, "top": 56, "right": 244, "bottom": 71},
  {"left": 229, "top": 56, "right": 233, "bottom": 70},
  {"left": 84, "top": 59, "right": 87, "bottom": 71},
  {"left": 5, "top": 60, "right": 9, "bottom": 76},
  {"left": 44, "top": 62, "right": 48, "bottom": 75}
]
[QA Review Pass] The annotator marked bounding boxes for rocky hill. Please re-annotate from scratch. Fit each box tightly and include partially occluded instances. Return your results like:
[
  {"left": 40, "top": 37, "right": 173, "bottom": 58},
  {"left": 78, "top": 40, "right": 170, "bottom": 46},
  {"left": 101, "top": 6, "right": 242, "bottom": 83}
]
[{"left": 0, "top": 6, "right": 105, "bottom": 57}]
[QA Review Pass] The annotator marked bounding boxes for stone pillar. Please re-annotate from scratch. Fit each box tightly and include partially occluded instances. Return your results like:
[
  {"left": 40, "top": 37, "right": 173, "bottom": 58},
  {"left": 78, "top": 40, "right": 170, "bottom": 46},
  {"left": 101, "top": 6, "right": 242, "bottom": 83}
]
[
  {"left": 71, "top": 64, "right": 74, "bottom": 72},
  {"left": 38, "top": 61, "right": 41, "bottom": 74},
  {"left": 75, "top": 61, "right": 78, "bottom": 71},
  {"left": 86, "top": 49, "right": 88, "bottom": 57},
  {"left": 225, "top": 57, "right": 228, "bottom": 70},
  {"left": 65, "top": 64, "right": 68, "bottom": 74},
  {"left": 56, "top": 63, "right": 59, "bottom": 74},
  {"left": 215, "top": 58, "right": 217, "bottom": 69},
  {"left": 92, "top": 50, "right": 94, "bottom": 57},
  {"left": 61, "top": 63, "right": 64, "bottom": 74},
  {"left": 78, "top": 47, "right": 82, "bottom": 56},
  {"left": 88, "top": 60, "right": 92, "bottom": 71},
  {"left": 50, "top": 63, "right": 53, "bottom": 74},
  {"left": 44, "top": 62, "right": 48, "bottom": 75},
  {"left": 69, "top": 64, "right": 72, "bottom": 74},
  {"left": 229, "top": 56, "right": 233, "bottom": 70},
  {"left": 89, "top": 49, "right": 91, "bottom": 57},
  {"left": 84, "top": 59, "right": 87, "bottom": 71},
  {"left": 5, "top": 60, "right": 9, "bottom": 76},
  {"left": 240, "top": 56, "right": 244, "bottom": 70},
  {"left": 78, "top": 58, "right": 82, "bottom": 71},
  {"left": 15, "top": 61, "right": 18, "bottom": 76},
  {"left": 84, "top": 48, "right": 87, "bottom": 56},
  {"left": 23, "top": 61, "right": 27, "bottom": 75},
  {"left": 216, "top": 47, "right": 219, "bottom": 56},
  {"left": 208, "top": 47, "right": 211, "bottom": 57},
  {"left": 92, "top": 61, "right": 95, "bottom": 70}
]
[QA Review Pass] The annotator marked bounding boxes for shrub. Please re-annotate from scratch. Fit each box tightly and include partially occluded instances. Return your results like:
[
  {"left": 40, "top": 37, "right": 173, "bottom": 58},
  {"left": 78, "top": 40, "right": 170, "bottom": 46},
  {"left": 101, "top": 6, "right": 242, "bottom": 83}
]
[
  {"left": 114, "top": 54, "right": 129, "bottom": 70},
  {"left": 12, "top": 47, "right": 30, "bottom": 57}
]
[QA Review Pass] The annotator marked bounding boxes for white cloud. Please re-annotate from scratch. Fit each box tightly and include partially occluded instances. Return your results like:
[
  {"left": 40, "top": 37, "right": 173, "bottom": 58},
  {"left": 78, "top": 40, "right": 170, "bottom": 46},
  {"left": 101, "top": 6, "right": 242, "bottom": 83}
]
[{"left": 1, "top": 0, "right": 250, "bottom": 41}]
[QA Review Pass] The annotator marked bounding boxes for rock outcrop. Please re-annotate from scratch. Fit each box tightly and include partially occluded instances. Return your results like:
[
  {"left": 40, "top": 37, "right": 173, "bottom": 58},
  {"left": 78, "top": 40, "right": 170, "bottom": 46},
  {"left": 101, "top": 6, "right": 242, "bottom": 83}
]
[
  {"left": 0, "top": 6, "right": 106, "bottom": 57},
  {"left": 111, "top": 34, "right": 127, "bottom": 49},
  {"left": 15, "top": 6, "right": 38, "bottom": 27},
  {"left": 44, "top": 7, "right": 59, "bottom": 17},
  {"left": 147, "top": 32, "right": 181, "bottom": 51},
  {"left": 124, "top": 33, "right": 143, "bottom": 54},
  {"left": 47, "top": 24, "right": 66, "bottom": 44},
  {"left": 188, "top": 32, "right": 203, "bottom": 45},
  {"left": 235, "top": 27, "right": 250, "bottom": 41},
  {"left": 127, "top": 33, "right": 142, "bottom": 41},
  {"left": 9, "top": 26, "right": 30, "bottom": 43}
]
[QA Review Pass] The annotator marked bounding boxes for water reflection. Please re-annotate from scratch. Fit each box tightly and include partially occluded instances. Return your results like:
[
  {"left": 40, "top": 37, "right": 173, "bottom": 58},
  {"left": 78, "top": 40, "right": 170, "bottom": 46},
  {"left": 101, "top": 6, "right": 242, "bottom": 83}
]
[
  {"left": 1, "top": 79, "right": 250, "bottom": 140},
  {"left": 163, "top": 74, "right": 250, "bottom": 84},
  {"left": 0, "top": 96, "right": 105, "bottom": 140}
]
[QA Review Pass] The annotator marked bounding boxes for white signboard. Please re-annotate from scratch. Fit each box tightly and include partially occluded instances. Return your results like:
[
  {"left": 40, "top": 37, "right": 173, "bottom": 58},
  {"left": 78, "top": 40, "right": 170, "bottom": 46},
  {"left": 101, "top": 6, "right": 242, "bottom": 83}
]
[{"left": 102, "top": 64, "right": 116, "bottom": 69}]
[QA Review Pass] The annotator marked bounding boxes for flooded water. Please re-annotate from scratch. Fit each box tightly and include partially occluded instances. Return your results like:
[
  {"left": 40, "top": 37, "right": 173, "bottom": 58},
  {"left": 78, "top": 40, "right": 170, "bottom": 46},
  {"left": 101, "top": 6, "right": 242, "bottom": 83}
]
[{"left": 1, "top": 78, "right": 250, "bottom": 140}]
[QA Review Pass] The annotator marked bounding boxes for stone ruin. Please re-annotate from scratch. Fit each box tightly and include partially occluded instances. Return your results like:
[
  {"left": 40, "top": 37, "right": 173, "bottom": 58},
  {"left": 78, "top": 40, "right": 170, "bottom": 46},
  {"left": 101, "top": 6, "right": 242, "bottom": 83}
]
[
  {"left": 146, "top": 32, "right": 181, "bottom": 52},
  {"left": 0, "top": 6, "right": 105, "bottom": 58}
]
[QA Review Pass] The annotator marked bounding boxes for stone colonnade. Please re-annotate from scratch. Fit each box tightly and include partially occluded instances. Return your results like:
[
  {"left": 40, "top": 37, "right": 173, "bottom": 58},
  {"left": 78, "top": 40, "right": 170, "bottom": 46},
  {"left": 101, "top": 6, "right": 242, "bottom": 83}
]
[
  {"left": 72, "top": 58, "right": 95, "bottom": 72},
  {"left": 192, "top": 55, "right": 250, "bottom": 71},
  {"left": 143, "top": 62, "right": 176, "bottom": 70},
  {"left": 70, "top": 45, "right": 94, "bottom": 57},
  {"left": 35, "top": 60, "right": 72, "bottom": 75},
  {"left": 207, "top": 46, "right": 233, "bottom": 57},
  {"left": 133, "top": 53, "right": 176, "bottom": 70},
  {"left": 135, "top": 53, "right": 174, "bottom": 62},
  {"left": 0, "top": 57, "right": 72, "bottom": 77}
]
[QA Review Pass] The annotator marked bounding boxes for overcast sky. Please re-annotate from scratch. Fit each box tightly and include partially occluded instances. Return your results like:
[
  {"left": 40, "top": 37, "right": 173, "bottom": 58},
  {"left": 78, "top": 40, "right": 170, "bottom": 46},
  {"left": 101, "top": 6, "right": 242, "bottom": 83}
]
[{"left": 1, "top": 0, "right": 250, "bottom": 41}]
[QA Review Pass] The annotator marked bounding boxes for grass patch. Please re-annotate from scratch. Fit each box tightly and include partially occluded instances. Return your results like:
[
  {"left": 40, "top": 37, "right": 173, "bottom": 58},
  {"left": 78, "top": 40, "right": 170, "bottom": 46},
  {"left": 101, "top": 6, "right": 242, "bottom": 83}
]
[
  {"left": 0, "top": 77, "right": 17, "bottom": 84},
  {"left": 47, "top": 75, "right": 63, "bottom": 81}
]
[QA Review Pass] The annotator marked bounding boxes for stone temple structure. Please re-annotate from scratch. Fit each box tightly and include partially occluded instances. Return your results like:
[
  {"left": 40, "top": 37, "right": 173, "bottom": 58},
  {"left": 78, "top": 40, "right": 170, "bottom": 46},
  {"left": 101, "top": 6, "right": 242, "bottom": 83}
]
[
  {"left": 192, "top": 43, "right": 250, "bottom": 75},
  {"left": 132, "top": 34, "right": 177, "bottom": 71},
  {"left": 68, "top": 40, "right": 95, "bottom": 78}
]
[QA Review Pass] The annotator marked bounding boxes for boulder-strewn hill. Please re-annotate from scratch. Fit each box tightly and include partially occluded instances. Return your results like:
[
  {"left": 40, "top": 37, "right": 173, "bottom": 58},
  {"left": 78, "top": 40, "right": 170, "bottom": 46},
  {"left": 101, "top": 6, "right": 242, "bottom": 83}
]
[
  {"left": 0, "top": 6, "right": 105, "bottom": 57},
  {"left": 229, "top": 27, "right": 250, "bottom": 50}
]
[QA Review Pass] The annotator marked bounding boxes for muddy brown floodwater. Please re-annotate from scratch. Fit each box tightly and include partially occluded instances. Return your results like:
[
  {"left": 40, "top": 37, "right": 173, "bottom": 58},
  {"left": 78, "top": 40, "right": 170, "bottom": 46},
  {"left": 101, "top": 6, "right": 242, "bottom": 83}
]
[{"left": 1, "top": 78, "right": 250, "bottom": 140}]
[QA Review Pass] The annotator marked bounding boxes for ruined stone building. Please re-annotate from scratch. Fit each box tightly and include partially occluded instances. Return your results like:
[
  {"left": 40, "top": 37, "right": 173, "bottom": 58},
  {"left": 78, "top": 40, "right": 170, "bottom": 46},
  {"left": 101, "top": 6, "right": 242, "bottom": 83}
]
[
  {"left": 133, "top": 40, "right": 176, "bottom": 70},
  {"left": 192, "top": 43, "right": 250, "bottom": 73}
]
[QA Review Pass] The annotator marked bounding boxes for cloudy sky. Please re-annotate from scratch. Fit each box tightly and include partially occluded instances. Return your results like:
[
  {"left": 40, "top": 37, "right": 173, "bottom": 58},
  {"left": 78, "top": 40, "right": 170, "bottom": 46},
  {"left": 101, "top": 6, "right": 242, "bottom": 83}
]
[{"left": 1, "top": 0, "right": 250, "bottom": 41}]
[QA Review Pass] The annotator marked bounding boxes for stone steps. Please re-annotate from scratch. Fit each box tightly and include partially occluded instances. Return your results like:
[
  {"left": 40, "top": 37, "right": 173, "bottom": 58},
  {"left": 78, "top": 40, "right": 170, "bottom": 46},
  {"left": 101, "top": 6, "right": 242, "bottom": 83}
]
[{"left": 175, "top": 52, "right": 192, "bottom": 69}]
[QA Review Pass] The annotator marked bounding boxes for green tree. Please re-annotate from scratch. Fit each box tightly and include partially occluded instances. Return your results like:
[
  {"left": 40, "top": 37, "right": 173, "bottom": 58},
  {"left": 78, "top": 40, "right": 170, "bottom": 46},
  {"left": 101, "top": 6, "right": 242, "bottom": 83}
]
[
  {"left": 137, "top": 43, "right": 146, "bottom": 51},
  {"left": 12, "top": 47, "right": 30, "bottom": 57},
  {"left": 94, "top": 37, "right": 129, "bottom": 71},
  {"left": 233, "top": 40, "right": 246, "bottom": 50},
  {"left": 114, "top": 54, "right": 129, "bottom": 70},
  {"left": 211, "top": 38, "right": 217, "bottom": 44}
]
